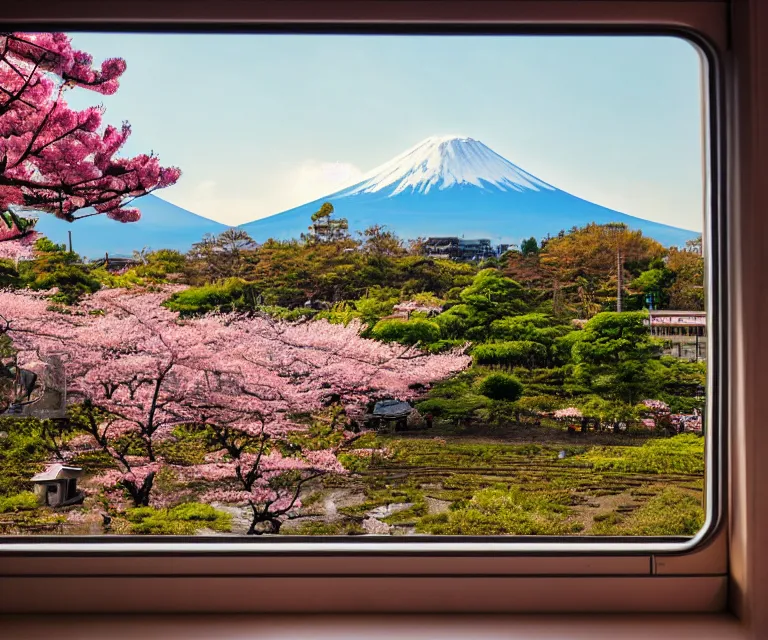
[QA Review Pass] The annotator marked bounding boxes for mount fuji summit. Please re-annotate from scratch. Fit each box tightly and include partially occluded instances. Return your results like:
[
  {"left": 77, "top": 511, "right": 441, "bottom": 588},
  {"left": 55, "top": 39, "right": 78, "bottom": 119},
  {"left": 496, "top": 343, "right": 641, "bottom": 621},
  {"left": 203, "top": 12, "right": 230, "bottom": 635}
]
[{"left": 239, "top": 135, "right": 698, "bottom": 247}]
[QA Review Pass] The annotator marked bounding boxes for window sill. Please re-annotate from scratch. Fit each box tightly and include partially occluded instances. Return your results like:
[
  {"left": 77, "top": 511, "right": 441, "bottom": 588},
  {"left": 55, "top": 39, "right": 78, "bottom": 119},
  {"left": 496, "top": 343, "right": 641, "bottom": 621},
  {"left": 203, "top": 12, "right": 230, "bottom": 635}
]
[{"left": 0, "top": 613, "right": 746, "bottom": 639}]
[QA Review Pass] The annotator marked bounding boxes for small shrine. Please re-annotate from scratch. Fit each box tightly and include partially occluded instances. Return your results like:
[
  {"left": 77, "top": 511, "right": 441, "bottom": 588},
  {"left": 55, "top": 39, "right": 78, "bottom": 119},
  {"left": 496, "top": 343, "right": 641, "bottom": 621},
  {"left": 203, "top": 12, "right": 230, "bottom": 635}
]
[{"left": 31, "top": 464, "right": 84, "bottom": 507}]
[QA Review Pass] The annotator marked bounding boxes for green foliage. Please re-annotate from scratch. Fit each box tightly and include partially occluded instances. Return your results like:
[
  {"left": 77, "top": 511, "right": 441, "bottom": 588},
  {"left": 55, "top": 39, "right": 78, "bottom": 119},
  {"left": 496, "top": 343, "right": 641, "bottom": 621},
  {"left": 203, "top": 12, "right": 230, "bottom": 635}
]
[
  {"left": 420, "top": 339, "right": 467, "bottom": 354},
  {"left": 0, "top": 258, "right": 20, "bottom": 288},
  {"left": 163, "top": 278, "right": 261, "bottom": 315},
  {"left": 573, "top": 434, "right": 705, "bottom": 475},
  {"left": 551, "top": 330, "right": 583, "bottom": 365},
  {"left": 0, "top": 416, "right": 48, "bottom": 496},
  {"left": 520, "top": 237, "right": 539, "bottom": 257},
  {"left": 125, "top": 503, "right": 232, "bottom": 534},
  {"left": 591, "top": 487, "right": 704, "bottom": 536},
  {"left": 157, "top": 426, "right": 210, "bottom": 466},
  {"left": 631, "top": 267, "right": 675, "bottom": 309},
  {"left": 572, "top": 312, "right": 658, "bottom": 365},
  {"left": 459, "top": 268, "right": 526, "bottom": 321},
  {"left": 570, "top": 312, "right": 662, "bottom": 404},
  {"left": 477, "top": 373, "right": 524, "bottom": 403},
  {"left": 371, "top": 318, "right": 441, "bottom": 345},
  {"left": 93, "top": 249, "right": 187, "bottom": 289},
  {"left": 576, "top": 396, "right": 640, "bottom": 424},
  {"left": 490, "top": 313, "right": 571, "bottom": 347},
  {"left": 415, "top": 370, "right": 489, "bottom": 423},
  {"left": 433, "top": 304, "right": 473, "bottom": 339},
  {"left": 417, "top": 485, "right": 583, "bottom": 535},
  {"left": 16, "top": 240, "right": 101, "bottom": 304},
  {"left": 472, "top": 341, "right": 548, "bottom": 368},
  {"left": 0, "top": 491, "right": 39, "bottom": 513},
  {"left": 285, "top": 520, "right": 365, "bottom": 535}
]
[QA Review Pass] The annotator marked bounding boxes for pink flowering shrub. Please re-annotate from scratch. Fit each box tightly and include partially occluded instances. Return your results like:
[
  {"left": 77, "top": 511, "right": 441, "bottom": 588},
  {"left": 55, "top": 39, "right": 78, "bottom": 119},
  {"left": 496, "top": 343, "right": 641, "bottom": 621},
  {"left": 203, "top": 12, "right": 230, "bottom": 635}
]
[
  {"left": 554, "top": 407, "right": 583, "bottom": 420},
  {"left": 642, "top": 399, "right": 670, "bottom": 413}
]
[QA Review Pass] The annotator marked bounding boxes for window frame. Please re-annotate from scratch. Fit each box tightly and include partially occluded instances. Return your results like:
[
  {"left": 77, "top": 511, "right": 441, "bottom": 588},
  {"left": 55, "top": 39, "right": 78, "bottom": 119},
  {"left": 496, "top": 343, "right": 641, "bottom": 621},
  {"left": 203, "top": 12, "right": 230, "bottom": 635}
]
[{"left": 0, "top": 0, "right": 752, "bottom": 619}]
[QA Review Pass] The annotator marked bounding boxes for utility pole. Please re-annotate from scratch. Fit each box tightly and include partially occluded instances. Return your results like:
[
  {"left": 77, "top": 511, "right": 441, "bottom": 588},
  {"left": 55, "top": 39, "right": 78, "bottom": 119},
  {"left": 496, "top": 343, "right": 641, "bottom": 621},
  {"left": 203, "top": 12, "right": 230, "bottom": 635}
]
[
  {"left": 616, "top": 244, "right": 623, "bottom": 313},
  {"left": 67, "top": 230, "right": 72, "bottom": 254},
  {"left": 605, "top": 222, "right": 626, "bottom": 313}
]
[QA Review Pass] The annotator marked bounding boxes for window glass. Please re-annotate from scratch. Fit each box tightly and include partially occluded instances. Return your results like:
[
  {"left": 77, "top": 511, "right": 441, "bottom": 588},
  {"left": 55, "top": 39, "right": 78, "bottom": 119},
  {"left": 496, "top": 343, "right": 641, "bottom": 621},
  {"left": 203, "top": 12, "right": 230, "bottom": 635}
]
[{"left": 0, "top": 33, "right": 710, "bottom": 539}]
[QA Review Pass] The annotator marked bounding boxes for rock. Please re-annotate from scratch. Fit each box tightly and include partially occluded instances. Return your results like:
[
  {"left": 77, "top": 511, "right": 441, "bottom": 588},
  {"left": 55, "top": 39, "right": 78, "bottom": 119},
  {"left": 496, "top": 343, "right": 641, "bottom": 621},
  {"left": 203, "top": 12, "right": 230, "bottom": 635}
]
[
  {"left": 367, "top": 502, "right": 413, "bottom": 519},
  {"left": 425, "top": 497, "right": 451, "bottom": 515},
  {"left": 407, "top": 409, "right": 426, "bottom": 429},
  {"left": 362, "top": 517, "right": 391, "bottom": 534}
]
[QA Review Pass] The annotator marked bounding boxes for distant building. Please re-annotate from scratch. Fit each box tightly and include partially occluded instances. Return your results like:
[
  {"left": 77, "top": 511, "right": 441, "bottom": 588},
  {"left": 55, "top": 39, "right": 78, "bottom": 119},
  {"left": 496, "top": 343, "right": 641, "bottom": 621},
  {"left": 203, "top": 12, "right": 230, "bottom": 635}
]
[
  {"left": 423, "top": 237, "right": 495, "bottom": 260},
  {"left": 89, "top": 253, "right": 139, "bottom": 272},
  {"left": 645, "top": 310, "right": 706, "bottom": 361}
]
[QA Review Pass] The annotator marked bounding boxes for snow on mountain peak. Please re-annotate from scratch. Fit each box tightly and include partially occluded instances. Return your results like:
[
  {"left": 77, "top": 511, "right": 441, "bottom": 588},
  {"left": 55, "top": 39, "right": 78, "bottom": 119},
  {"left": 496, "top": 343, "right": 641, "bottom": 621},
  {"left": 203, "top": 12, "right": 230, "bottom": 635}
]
[{"left": 339, "top": 135, "right": 556, "bottom": 197}]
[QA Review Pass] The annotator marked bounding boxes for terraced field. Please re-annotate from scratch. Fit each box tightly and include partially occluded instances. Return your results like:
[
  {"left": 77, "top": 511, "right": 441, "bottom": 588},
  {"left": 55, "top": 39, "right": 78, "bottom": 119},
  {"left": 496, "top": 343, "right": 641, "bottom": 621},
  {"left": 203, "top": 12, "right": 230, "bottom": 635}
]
[{"left": 283, "top": 428, "right": 706, "bottom": 537}]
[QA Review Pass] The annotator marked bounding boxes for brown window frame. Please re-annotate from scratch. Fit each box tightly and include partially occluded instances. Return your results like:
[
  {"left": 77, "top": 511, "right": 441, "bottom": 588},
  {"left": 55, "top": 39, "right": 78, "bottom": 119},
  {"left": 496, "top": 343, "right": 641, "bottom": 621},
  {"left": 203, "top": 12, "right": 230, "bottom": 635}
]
[{"left": 0, "top": 2, "right": 764, "bottom": 632}]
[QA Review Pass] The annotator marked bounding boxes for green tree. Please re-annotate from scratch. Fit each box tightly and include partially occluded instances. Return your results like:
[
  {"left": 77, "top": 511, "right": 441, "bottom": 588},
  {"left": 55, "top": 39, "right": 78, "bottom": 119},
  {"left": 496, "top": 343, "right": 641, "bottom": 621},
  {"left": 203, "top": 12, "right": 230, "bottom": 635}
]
[
  {"left": 359, "top": 224, "right": 406, "bottom": 257},
  {"left": 187, "top": 229, "right": 257, "bottom": 282},
  {"left": 306, "top": 202, "right": 350, "bottom": 244},
  {"left": 570, "top": 311, "right": 661, "bottom": 404},
  {"left": 520, "top": 237, "right": 539, "bottom": 257}
]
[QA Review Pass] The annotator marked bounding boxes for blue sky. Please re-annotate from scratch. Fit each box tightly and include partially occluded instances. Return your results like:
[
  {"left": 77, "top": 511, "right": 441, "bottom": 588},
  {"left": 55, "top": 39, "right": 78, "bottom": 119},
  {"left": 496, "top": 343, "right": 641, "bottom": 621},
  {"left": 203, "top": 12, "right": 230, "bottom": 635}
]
[{"left": 63, "top": 33, "right": 705, "bottom": 231}]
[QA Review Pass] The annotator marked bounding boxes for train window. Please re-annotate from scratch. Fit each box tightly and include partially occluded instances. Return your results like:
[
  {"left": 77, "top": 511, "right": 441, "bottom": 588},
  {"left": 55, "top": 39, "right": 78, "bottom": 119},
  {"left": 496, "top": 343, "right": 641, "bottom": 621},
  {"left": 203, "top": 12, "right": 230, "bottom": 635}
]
[{"left": 0, "top": 30, "right": 720, "bottom": 550}]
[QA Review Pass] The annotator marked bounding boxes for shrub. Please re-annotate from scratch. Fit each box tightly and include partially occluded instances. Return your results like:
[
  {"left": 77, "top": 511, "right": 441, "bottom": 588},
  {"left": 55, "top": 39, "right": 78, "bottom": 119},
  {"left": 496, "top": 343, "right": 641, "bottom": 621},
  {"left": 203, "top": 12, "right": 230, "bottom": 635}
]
[
  {"left": 573, "top": 434, "right": 704, "bottom": 475},
  {"left": 477, "top": 373, "right": 524, "bottom": 403},
  {"left": 125, "top": 503, "right": 232, "bottom": 534},
  {"left": 371, "top": 318, "right": 441, "bottom": 345},
  {"left": 163, "top": 278, "right": 261, "bottom": 315},
  {"left": 472, "top": 340, "right": 547, "bottom": 368},
  {"left": 0, "top": 491, "right": 39, "bottom": 513}
]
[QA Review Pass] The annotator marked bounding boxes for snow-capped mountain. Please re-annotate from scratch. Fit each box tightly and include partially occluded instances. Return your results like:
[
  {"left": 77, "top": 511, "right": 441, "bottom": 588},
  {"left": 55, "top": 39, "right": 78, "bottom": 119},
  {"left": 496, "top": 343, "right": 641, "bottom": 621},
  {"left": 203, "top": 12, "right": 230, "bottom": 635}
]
[
  {"left": 240, "top": 136, "right": 698, "bottom": 247},
  {"left": 341, "top": 135, "right": 556, "bottom": 196}
]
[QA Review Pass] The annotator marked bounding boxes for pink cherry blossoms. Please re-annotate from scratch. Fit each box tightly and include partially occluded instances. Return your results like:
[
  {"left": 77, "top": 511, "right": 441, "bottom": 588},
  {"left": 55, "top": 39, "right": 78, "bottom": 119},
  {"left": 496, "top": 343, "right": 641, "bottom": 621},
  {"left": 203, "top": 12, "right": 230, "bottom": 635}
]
[
  {"left": 0, "top": 287, "right": 470, "bottom": 532},
  {"left": 642, "top": 399, "right": 670, "bottom": 413},
  {"left": 0, "top": 32, "right": 180, "bottom": 226},
  {"left": 0, "top": 231, "right": 37, "bottom": 261},
  {"left": 554, "top": 407, "right": 583, "bottom": 420}
]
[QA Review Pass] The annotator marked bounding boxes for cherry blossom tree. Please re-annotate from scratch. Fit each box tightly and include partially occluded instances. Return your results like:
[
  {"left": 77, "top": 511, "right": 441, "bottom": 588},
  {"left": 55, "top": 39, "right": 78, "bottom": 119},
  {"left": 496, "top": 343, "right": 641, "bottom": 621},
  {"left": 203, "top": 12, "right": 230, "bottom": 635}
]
[
  {"left": 173, "top": 315, "right": 470, "bottom": 533},
  {"left": 0, "top": 232, "right": 37, "bottom": 261},
  {"left": 1, "top": 288, "right": 221, "bottom": 505},
  {"left": 0, "top": 289, "right": 470, "bottom": 530},
  {"left": 0, "top": 32, "right": 180, "bottom": 228}
]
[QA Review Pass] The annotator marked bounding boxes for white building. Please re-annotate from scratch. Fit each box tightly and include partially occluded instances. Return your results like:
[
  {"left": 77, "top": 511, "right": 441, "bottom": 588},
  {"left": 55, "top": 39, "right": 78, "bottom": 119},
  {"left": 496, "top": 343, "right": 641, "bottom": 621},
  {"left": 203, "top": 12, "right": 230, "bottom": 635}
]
[{"left": 645, "top": 310, "right": 706, "bottom": 361}]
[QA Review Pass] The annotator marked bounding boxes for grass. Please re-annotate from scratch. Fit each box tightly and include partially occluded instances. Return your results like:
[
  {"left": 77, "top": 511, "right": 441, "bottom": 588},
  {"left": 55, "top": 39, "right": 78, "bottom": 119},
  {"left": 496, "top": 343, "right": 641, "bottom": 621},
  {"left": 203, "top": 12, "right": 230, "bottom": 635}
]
[
  {"left": 591, "top": 487, "right": 705, "bottom": 536},
  {"left": 571, "top": 434, "right": 705, "bottom": 475},
  {"left": 125, "top": 502, "right": 232, "bottom": 535},
  {"left": 0, "top": 491, "right": 38, "bottom": 513},
  {"left": 416, "top": 485, "right": 585, "bottom": 535},
  {"left": 283, "top": 520, "right": 365, "bottom": 535},
  {"left": 315, "top": 431, "right": 706, "bottom": 537}
]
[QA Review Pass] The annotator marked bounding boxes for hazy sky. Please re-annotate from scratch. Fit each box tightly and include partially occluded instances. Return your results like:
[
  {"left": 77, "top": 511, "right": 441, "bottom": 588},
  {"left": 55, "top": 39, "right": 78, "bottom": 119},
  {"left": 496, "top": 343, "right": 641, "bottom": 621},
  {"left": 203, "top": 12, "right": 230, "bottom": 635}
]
[{"left": 63, "top": 33, "right": 705, "bottom": 231}]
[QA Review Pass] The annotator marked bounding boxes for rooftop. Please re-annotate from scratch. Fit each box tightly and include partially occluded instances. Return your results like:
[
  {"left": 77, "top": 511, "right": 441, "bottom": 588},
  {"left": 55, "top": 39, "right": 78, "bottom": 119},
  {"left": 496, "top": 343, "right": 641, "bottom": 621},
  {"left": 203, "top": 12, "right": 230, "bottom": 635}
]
[{"left": 31, "top": 464, "right": 83, "bottom": 482}]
